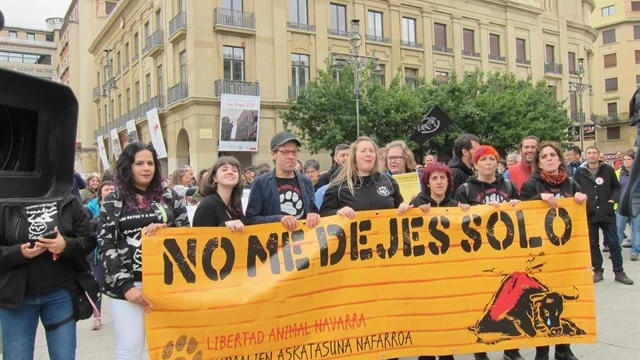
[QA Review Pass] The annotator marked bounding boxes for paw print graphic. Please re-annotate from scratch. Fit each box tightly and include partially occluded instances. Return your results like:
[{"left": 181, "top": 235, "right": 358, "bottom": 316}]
[
  {"left": 280, "top": 191, "right": 303, "bottom": 216},
  {"left": 161, "top": 335, "right": 202, "bottom": 360}
]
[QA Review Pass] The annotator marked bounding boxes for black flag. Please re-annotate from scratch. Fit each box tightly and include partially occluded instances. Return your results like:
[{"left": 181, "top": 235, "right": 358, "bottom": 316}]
[{"left": 409, "top": 105, "right": 452, "bottom": 145}]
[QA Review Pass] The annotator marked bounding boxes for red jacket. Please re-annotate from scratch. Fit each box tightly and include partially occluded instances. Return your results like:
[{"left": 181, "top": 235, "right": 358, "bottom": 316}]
[{"left": 507, "top": 160, "right": 533, "bottom": 193}]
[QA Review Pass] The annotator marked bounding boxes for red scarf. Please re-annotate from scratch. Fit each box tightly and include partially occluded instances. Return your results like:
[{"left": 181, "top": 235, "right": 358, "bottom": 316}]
[{"left": 539, "top": 170, "right": 568, "bottom": 186}]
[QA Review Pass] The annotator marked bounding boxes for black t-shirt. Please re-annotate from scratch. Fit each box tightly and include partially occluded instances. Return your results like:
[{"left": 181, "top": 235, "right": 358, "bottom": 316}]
[
  {"left": 276, "top": 176, "right": 305, "bottom": 219},
  {"left": 118, "top": 202, "right": 173, "bottom": 281}
]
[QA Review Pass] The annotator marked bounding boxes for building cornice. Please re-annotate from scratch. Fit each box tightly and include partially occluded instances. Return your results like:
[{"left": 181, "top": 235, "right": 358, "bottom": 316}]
[
  {"left": 88, "top": 0, "right": 136, "bottom": 54},
  {"left": 593, "top": 18, "right": 640, "bottom": 30},
  {"left": 566, "top": 20, "right": 598, "bottom": 42},
  {"left": 482, "top": 0, "right": 545, "bottom": 16},
  {"left": 582, "top": 0, "right": 596, "bottom": 11}
]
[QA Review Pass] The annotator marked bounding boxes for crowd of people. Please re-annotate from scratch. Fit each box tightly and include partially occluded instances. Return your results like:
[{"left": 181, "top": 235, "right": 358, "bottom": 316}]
[{"left": 2, "top": 131, "right": 637, "bottom": 360}]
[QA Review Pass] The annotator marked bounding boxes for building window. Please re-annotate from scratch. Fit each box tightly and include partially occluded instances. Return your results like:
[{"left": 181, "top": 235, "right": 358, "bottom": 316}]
[
  {"left": 607, "top": 126, "right": 621, "bottom": 140},
  {"left": 635, "top": 26, "right": 640, "bottom": 40},
  {"left": 463, "top": 29, "right": 475, "bottom": 53},
  {"left": 489, "top": 34, "right": 500, "bottom": 56},
  {"left": 569, "top": 91, "right": 577, "bottom": 118},
  {"left": 332, "top": 59, "right": 347, "bottom": 82},
  {"left": 117, "top": 94, "right": 122, "bottom": 116},
  {"left": 124, "top": 43, "right": 129, "bottom": 61},
  {"left": 367, "top": 11, "right": 383, "bottom": 38},
  {"left": 545, "top": 44, "right": 555, "bottom": 63},
  {"left": 106, "top": 1, "right": 117, "bottom": 15},
  {"left": 567, "top": 52, "right": 576, "bottom": 74},
  {"left": 27, "top": 33, "right": 35, "bottom": 41},
  {"left": 223, "top": 46, "right": 244, "bottom": 81},
  {"left": 435, "top": 71, "right": 449, "bottom": 83},
  {"left": 180, "top": 51, "right": 187, "bottom": 83},
  {"left": 607, "top": 102, "right": 618, "bottom": 116},
  {"left": 405, "top": 67, "right": 418, "bottom": 89},
  {"left": 133, "top": 33, "right": 139, "bottom": 55},
  {"left": 126, "top": 88, "right": 131, "bottom": 112},
  {"left": 8, "top": 31, "right": 17, "bottom": 39},
  {"left": 516, "top": 38, "right": 526, "bottom": 61},
  {"left": 46, "top": 34, "right": 54, "bottom": 42},
  {"left": 155, "top": 9, "right": 162, "bottom": 30},
  {"left": 0, "top": 51, "right": 51, "bottom": 65},
  {"left": 329, "top": 3, "right": 346, "bottom": 33},
  {"left": 157, "top": 65, "right": 163, "bottom": 97},
  {"left": 636, "top": 50, "right": 640, "bottom": 64},
  {"left": 604, "top": 53, "right": 617, "bottom": 68},
  {"left": 290, "top": 0, "right": 308, "bottom": 25},
  {"left": 434, "top": 23, "right": 447, "bottom": 48},
  {"left": 373, "top": 64, "right": 385, "bottom": 86},
  {"left": 602, "top": 29, "right": 616, "bottom": 44},
  {"left": 633, "top": 1, "right": 640, "bottom": 11},
  {"left": 145, "top": 73, "right": 152, "bottom": 101},
  {"left": 144, "top": 22, "right": 150, "bottom": 45},
  {"left": 605, "top": 77, "right": 618, "bottom": 92},
  {"left": 116, "top": 51, "right": 121, "bottom": 71},
  {"left": 601, "top": 5, "right": 615, "bottom": 16},
  {"left": 291, "top": 53, "right": 310, "bottom": 87},
  {"left": 222, "top": 0, "right": 243, "bottom": 11},
  {"left": 135, "top": 81, "right": 141, "bottom": 106},
  {"left": 402, "top": 17, "right": 417, "bottom": 44}
]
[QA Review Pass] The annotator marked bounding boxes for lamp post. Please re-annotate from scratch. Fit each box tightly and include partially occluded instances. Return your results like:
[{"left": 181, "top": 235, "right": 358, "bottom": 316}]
[
  {"left": 101, "top": 49, "right": 118, "bottom": 162},
  {"left": 569, "top": 58, "right": 591, "bottom": 151},
  {"left": 331, "top": 19, "right": 380, "bottom": 137}
]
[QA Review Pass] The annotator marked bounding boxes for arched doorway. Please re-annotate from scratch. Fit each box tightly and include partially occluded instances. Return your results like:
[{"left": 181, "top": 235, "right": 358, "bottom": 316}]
[{"left": 176, "top": 128, "right": 190, "bottom": 170}]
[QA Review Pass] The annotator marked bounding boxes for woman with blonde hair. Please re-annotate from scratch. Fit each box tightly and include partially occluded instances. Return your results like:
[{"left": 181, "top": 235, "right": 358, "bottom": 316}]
[
  {"left": 384, "top": 140, "right": 417, "bottom": 175},
  {"left": 80, "top": 173, "right": 101, "bottom": 204},
  {"left": 320, "top": 137, "right": 403, "bottom": 218}
]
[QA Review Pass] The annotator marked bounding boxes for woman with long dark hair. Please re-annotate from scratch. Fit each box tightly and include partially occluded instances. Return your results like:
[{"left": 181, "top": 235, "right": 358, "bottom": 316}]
[
  {"left": 98, "top": 142, "right": 188, "bottom": 360},
  {"left": 520, "top": 141, "right": 586, "bottom": 360},
  {"left": 192, "top": 156, "right": 246, "bottom": 230}
]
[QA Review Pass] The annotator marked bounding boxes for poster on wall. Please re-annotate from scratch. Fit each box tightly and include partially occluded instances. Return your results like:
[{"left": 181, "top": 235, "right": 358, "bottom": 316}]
[
  {"left": 110, "top": 128, "right": 122, "bottom": 158},
  {"left": 146, "top": 108, "right": 168, "bottom": 158},
  {"left": 96, "top": 135, "right": 109, "bottom": 169},
  {"left": 126, "top": 119, "right": 139, "bottom": 144},
  {"left": 218, "top": 94, "right": 260, "bottom": 152}
]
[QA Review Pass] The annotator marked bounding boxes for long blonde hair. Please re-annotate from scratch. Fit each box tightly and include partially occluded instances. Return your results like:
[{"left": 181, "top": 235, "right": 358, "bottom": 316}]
[{"left": 329, "top": 137, "right": 380, "bottom": 195}]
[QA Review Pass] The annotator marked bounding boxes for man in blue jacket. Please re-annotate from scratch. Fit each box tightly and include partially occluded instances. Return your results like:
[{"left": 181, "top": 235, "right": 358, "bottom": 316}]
[{"left": 246, "top": 132, "right": 320, "bottom": 231}]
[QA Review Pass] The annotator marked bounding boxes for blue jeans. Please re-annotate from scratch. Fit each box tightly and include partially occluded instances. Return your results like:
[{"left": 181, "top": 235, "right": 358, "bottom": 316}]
[
  {"left": 589, "top": 222, "right": 624, "bottom": 273},
  {"left": 0, "top": 287, "right": 76, "bottom": 360},
  {"left": 616, "top": 211, "right": 640, "bottom": 255}
]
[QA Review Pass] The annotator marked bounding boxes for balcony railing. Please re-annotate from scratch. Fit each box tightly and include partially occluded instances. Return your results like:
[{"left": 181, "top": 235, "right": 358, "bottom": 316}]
[
  {"left": 168, "top": 82, "right": 189, "bottom": 104},
  {"left": 366, "top": 34, "right": 390, "bottom": 43},
  {"left": 462, "top": 50, "right": 481, "bottom": 57},
  {"left": 516, "top": 58, "right": 531, "bottom": 65},
  {"left": 287, "top": 21, "right": 316, "bottom": 32},
  {"left": 139, "top": 101, "right": 150, "bottom": 115},
  {"left": 489, "top": 54, "right": 506, "bottom": 62},
  {"left": 126, "top": 108, "right": 138, "bottom": 121},
  {"left": 132, "top": 53, "right": 139, "bottom": 63},
  {"left": 169, "top": 11, "right": 187, "bottom": 38},
  {"left": 592, "top": 113, "right": 627, "bottom": 125},
  {"left": 544, "top": 62, "right": 563, "bottom": 74},
  {"left": 327, "top": 28, "right": 348, "bottom": 37},
  {"left": 214, "top": 8, "right": 256, "bottom": 29},
  {"left": 215, "top": 79, "right": 260, "bottom": 97},
  {"left": 149, "top": 95, "right": 164, "bottom": 110},
  {"left": 401, "top": 40, "right": 423, "bottom": 49},
  {"left": 123, "top": 61, "right": 130, "bottom": 72},
  {"left": 432, "top": 45, "right": 453, "bottom": 53},
  {"left": 288, "top": 85, "right": 305, "bottom": 99},
  {"left": 143, "top": 30, "right": 164, "bottom": 55},
  {"left": 93, "top": 86, "right": 102, "bottom": 101}
]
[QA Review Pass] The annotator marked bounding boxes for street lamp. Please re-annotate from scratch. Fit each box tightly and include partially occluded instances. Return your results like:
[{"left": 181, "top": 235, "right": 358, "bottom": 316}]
[
  {"left": 569, "top": 58, "right": 591, "bottom": 151},
  {"left": 331, "top": 19, "right": 380, "bottom": 137}
]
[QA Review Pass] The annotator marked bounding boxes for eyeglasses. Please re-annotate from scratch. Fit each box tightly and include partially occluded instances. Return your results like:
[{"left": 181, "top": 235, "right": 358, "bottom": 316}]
[
  {"left": 277, "top": 149, "right": 300, "bottom": 156},
  {"left": 387, "top": 156, "right": 404, "bottom": 162}
]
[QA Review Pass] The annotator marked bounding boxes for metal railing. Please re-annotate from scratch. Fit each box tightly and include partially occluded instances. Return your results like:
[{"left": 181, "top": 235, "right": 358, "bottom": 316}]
[
  {"left": 214, "top": 8, "right": 256, "bottom": 29},
  {"left": 132, "top": 53, "right": 139, "bottom": 63},
  {"left": 123, "top": 61, "right": 130, "bottom": 72},
  {"left": 215, "top": 79, "right": 260, "bottom": 96},
  {"left": 401, "top": 40, "right": 423, "bottom": 48},
  {"left": 168, "top": 82, "right": 189, "bottom": 104},
  {"left": 149, "top": 95, "right": 164, "bottom": 110},
  {"left": 366, "top": 34, "right": 390, "bottom": 43},
  {"left": 432, "top": 45, "right": 453, "bottom": 53},
  {"left": 489, "top": 54, "right": 506, "bottom": 62},
  {"left": 143, "top": 30, "right": 164, "bottom": 54},
  {"left": 462, "top": 50, "right": 480, "bottom": 57},
  {"left": 0, "top": 36, "right": 56, "bottom": 48},
  {"left": 288, "top": 85, "right": 305, "bottom": 99},
  {"left": 169, "top": 11, "right": 187, "bottom": 38},
  {"left": 287, "top": 21, "right": 316, "bottom": 32},
  {"left": 592, "top": 113, "right": 628, "bottom": 125},
  {"left": 516, "top": 58, "right": 531, "bottom": 65},
  {"left": 544, "top": 62, "right": 563, "bottom": 74},
  {"left": 93, "top": 86, "right": 102, "bottom": 101},
  {"left": 327, "top": 28, "right": 348, "bottom": 37}
]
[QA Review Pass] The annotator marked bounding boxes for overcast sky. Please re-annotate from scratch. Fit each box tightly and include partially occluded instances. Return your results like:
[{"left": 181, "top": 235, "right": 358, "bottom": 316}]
[{"left": 1, "top": 0, "right": 71, "bottom": 29}]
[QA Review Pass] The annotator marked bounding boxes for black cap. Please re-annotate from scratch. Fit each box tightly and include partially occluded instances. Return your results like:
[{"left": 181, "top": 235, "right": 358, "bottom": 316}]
[{"left": 270, "top": 132, "right": 301, "bottom": 149}]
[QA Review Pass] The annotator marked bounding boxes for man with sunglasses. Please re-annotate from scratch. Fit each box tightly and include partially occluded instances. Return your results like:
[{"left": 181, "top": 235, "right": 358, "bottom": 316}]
[{"left": 246, "top": 132, "right": 320, "bottom": 231}]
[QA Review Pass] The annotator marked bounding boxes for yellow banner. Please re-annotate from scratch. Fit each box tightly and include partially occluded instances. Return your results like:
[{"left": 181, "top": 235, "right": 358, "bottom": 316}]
[
  {"left": 143, "top": 199, "right": 595, "bottom": 360},
  {"left": 393, "top": 172, "right": 421, "bottom": 202}
]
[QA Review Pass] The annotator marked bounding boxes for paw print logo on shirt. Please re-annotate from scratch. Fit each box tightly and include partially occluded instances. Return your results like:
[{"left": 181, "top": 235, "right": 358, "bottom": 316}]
[
  {"left": 161, "top": 335, "right": 202, "bottom": 360},
  {"left": 280, "top": 190, "right": 303, "bottom": 218}
]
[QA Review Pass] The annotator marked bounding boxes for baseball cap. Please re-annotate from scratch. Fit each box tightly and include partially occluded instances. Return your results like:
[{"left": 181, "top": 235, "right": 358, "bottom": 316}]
[{"left": 270, "top": 132, "right": 301, "bottom": 149}]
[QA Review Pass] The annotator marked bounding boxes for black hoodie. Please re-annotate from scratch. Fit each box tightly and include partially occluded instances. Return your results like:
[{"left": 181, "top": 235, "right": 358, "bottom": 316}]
[
  {"left": 320, "top": 173, "right": 403, "bottom": 216},
  {"left": 520, "top": 172, "right": 581, "bottom": 201},
  {"left": 410, "top": 192, "right": 458, "bottom": 207},
  {"left": 448, "top": 156, "right": 475, "bottom": 191},
  {"left": 453, "top": 174, "right": 519, "bottom": 205}
]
